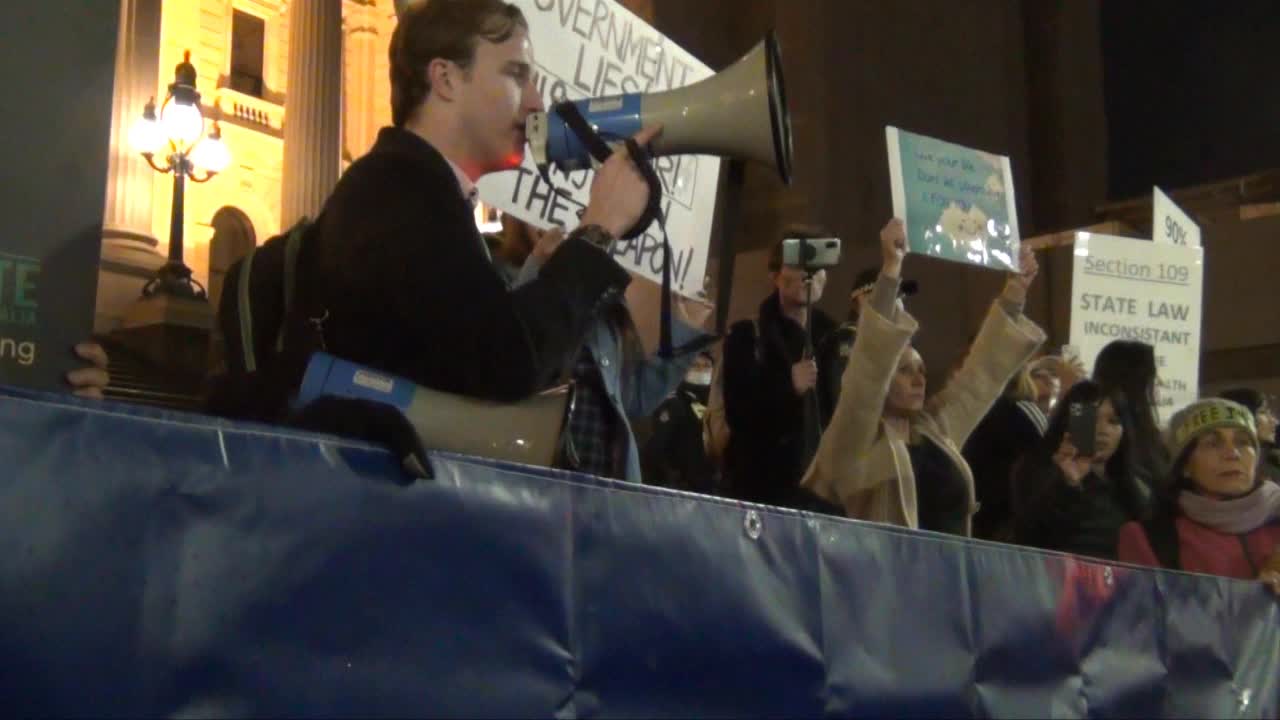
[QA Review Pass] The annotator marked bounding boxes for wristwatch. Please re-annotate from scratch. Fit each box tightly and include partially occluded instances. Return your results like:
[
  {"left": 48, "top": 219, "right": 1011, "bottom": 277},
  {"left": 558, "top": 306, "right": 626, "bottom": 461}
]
[{"left": 572, "top": 223, "right": 617, "bottom": 254}]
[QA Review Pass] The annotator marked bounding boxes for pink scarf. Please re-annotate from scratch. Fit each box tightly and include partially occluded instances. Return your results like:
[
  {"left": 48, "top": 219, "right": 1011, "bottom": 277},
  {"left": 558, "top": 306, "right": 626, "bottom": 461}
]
[{"left": 1179, "top": 482, "right": 1280, "bottom": 535}]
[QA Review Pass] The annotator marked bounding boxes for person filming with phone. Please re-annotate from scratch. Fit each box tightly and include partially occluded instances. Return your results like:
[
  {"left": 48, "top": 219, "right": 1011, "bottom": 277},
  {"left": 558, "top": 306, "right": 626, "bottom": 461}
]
[
  {"left": 800, "top": 218, "right": 1046, "bottom": 536},
  {"left": 1010, "top": 380, "right": 1152, "bottom": 559},
  {"left": 718, "top": 226, "right": 843, "bottom": 513}
]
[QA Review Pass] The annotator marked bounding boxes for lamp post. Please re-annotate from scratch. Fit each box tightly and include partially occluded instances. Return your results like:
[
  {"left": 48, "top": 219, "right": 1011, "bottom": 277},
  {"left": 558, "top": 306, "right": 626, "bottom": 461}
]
[{"left": 129, "top": 50, "right": 230, "bottom": 301}]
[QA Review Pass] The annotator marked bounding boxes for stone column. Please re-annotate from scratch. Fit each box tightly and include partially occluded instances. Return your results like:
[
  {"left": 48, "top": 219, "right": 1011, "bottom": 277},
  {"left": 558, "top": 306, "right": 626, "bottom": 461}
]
[
  {"left": 280, "top": 0, "right": 344, "bottom": 226},
  {"left": 343, "top": 2, "right": 382, "bottom": 161},
  {"left": 97, "top": 0, "right": 165, "bottom": 333}
]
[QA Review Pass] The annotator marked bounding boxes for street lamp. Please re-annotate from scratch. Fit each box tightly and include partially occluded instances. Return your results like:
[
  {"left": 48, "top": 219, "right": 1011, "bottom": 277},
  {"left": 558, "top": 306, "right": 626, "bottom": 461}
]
[{"left": 129, "top": 50, "right": 230, "bottom": 300}]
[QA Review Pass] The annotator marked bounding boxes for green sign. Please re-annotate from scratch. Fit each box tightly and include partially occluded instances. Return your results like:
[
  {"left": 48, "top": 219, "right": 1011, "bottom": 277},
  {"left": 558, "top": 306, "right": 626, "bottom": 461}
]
[
  {"left": 0, "top": 3, "right": 118, "bottom": 390},
  {"left": 886, "top": 126, "right": 1020, "bottom": 272}
]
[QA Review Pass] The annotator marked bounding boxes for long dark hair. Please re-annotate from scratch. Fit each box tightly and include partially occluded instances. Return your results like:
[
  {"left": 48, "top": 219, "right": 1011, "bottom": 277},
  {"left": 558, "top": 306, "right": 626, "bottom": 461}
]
[
  {"left": 1092, "top": 340, "right": 1169, "bottom": 480},
  {"left": 1013, "top": 381, "right": 1157, "bottom": 520},
  {"left": 1046, "top": 382, "right": 1134, "bottom": 480}
]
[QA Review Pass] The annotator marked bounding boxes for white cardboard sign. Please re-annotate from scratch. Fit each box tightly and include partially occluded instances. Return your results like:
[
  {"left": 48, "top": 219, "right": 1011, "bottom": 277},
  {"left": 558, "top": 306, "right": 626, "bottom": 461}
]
[
  {"left": 1069, "top": 232, "right": 1205, "bottom": 426},
  {"left": 1153, "top": 186, "right": 1201, "bottom": 248}
]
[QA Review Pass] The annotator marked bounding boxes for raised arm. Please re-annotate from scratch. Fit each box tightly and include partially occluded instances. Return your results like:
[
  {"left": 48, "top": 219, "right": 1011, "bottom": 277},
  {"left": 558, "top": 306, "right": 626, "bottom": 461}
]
[
  {"left": 929, "top": 245, "right": 1046, "bottom": 446},
  {"left": 802, "top": 219, "right": 918, "bottom": 505}
]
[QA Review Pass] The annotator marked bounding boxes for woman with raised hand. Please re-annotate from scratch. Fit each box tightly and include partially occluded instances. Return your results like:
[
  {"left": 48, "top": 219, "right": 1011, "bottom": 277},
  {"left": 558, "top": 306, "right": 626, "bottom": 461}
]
[{"left": 801, "top": 218, "right": 1046, "bottom": 536}]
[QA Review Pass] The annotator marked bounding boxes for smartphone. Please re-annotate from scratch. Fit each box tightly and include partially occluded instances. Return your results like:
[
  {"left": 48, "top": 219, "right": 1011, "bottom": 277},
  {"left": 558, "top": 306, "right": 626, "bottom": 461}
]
[
  {"left": 1068, "top": 401, "right": 1097, "bottom": 457},
  {"left": 781, "top": 237, "right": 842, "bottom": 270}
]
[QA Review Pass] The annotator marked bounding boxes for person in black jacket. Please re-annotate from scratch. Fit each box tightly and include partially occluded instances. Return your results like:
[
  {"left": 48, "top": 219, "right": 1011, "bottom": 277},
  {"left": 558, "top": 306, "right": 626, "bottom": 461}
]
[
  {"left": 239, "top": 0, "right": 659, "bottom": 418},
  {"left": 964, "top": 363, "right": 1048, "bottom": 542},
  {"left": 1012, "top": 380, "right": 1151, "bottom": 559},
  {"left": 641, "top": 351, "right": 718, "bottom": 493},
  {"left": 721, "top": 230, "right": 840, "bottom": 513}
]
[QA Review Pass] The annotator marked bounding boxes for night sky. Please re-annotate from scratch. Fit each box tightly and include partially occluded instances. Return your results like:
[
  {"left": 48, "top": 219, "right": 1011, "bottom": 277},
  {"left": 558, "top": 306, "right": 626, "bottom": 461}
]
[{"left": 1101, "top": 1, "right": 1280, "bottom": 199}]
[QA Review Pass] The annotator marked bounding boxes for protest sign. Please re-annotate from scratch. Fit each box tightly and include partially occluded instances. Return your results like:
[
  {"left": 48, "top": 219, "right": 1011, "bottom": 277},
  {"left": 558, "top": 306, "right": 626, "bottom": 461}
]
[
  {"left": 0, "top": 3, "right": 117, "bottom": 390},
  {"left": 1069, "top": 232, "right": 1204, "bottom": 425},
  {"left": 476, "top": 0, "right": 722, "bottom": 297},
  {"left": 1153, "top": 186, "right": 1201, "bottom": 248},
  {"left": 886, "top": 126, "right": 1019, "bottom": 272}
]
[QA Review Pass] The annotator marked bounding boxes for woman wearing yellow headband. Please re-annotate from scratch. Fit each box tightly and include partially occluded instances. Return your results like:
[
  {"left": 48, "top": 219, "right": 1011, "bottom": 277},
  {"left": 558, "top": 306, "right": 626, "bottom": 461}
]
[{"left": 1117, "top": 398, "right": 1280, "bottom": 594}]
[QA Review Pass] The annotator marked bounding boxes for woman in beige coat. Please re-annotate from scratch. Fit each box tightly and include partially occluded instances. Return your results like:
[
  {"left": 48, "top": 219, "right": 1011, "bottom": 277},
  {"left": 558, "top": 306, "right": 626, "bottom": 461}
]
[{"left": 802, "top": 219, "right": 1046, "bottom": 536}]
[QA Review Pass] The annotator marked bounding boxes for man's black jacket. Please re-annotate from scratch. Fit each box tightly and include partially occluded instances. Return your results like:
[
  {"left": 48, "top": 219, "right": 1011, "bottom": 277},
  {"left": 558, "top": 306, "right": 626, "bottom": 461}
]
[{"left": 213, "top": 126, "right": 632, "bottom": 419}]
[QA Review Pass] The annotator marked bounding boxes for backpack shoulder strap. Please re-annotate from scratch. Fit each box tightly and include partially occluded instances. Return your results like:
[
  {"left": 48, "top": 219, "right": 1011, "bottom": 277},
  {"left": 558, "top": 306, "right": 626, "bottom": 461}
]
[
  {"left": 276, "top": 217, "right": 310, "bottom": 353},
  {"left": 236, "top": 246, "right": 260, "bottom": 373}
]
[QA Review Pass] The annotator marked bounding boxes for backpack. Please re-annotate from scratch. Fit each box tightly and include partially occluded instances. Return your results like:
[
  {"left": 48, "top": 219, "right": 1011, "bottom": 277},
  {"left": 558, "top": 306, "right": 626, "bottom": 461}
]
[
  {"left": 206, "top": 218, "right": 315, "bottom": 421},
  {"left": 217, "top": 217, "right": 312, "bottom": 376}
]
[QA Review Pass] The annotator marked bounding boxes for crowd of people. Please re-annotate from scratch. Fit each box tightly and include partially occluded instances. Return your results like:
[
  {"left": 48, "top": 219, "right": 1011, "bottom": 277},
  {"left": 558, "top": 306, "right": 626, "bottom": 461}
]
[
  {"left": 46, "top": 0, "right": 1278, "bottom": 596},
  {"left": 644, "top": 217, "right": 1279, "bottom": 592}
]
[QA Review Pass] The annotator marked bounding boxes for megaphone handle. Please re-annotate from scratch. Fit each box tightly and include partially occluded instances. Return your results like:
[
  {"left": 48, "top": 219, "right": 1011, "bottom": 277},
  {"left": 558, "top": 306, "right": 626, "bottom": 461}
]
[{"left": 620, "top": 137, "right": 666, "bottom": 240}]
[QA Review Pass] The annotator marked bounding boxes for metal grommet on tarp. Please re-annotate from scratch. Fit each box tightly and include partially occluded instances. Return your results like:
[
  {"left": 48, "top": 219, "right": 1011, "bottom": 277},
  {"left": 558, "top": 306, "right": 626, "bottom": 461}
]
[
  {"left": 1234, "top": 685, "right": 1253, "bottom": 714},
  {"left": 743, "top": 510, "right": 762, "bottom": 540}
]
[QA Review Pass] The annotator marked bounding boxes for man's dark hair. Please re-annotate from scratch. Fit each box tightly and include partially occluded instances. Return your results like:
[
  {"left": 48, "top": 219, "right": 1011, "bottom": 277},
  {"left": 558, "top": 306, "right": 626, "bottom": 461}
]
[
  {"left": 389, "top": 0, "right": 528, "bottom": 127},
  {"left": 768, "top": 223, "right": 832, "bottom": 272},
  {"left": 1219, "top": 387, "right": 1266, "bottom": 416}
]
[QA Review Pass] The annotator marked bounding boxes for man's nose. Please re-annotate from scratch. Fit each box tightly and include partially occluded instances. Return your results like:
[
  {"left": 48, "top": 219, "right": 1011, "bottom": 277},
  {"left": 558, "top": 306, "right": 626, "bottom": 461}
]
[{"left": 525, "top": 80, "right": 545, "bottom": 114}]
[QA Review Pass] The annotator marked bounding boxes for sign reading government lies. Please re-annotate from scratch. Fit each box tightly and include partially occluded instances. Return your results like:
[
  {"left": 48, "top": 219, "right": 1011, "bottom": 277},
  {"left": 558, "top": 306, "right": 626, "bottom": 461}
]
[
  {"left": 1069, "top": 233, "right": 1205, "bottom": 424},
  {"left": 0, "top": 3, "right": 117, "bottom": 390},
  {"left": 477, "top": 0, "right": 722, "bottom": 297}
]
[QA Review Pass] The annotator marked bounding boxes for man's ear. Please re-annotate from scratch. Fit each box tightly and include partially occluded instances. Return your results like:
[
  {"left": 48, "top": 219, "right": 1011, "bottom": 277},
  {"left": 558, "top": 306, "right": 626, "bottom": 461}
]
[{"left": 426, "top": 58, "right": 460, "bottom": 102}]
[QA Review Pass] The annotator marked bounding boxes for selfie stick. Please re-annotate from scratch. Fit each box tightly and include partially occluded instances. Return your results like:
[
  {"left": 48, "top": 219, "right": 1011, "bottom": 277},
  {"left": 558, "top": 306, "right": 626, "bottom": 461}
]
[{"left": 800, "top": 238, "right": 816, "bottom": 360}]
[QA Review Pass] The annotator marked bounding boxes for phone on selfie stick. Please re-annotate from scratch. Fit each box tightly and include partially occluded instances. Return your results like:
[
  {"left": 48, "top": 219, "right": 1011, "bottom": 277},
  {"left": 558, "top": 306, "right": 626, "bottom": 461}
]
[{"left": 781, "top": 237, "right": 842, "bottom": 359}]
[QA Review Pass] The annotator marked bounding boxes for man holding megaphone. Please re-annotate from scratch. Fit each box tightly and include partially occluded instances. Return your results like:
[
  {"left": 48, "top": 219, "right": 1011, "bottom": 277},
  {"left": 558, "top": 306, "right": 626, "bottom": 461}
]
[{"left": 269, "top": 0, "right": 663, "bottom": 414}]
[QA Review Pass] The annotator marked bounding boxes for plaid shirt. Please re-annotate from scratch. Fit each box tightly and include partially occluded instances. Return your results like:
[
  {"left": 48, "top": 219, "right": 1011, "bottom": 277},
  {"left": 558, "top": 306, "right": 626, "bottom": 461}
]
[{"left": 566, "top": 346, "right": 622, "bottom": 479}]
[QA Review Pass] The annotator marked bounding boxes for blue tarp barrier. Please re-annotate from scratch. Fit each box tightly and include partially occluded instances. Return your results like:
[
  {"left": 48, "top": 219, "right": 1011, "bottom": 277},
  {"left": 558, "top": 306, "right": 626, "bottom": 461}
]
[{"left": 1, "top": 385, "right": 1277, "bottom": 718}]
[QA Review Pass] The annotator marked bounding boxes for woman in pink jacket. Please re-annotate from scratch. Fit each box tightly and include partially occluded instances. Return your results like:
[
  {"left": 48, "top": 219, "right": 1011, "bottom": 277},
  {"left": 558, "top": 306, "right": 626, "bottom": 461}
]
[
  {"left": 1117, "top": 398, "right": 1280, "bottom": 593},
  {"left": 801, "top": 219, "right": 1046, "bottom": 536}
]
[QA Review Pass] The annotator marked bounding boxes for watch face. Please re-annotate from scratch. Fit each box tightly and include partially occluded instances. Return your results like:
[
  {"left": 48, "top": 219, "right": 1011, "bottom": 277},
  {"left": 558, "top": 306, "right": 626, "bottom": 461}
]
[{"left": 579, "top": 225, "right": 613, "bottom": 251}]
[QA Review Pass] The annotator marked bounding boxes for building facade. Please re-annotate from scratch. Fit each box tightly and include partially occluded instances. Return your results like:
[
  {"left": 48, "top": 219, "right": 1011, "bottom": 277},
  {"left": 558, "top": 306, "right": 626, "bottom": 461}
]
[
  {"left": 99, "top": 0, "right": 655, "bottom": 336},
  {"left": 100, "top": 0, "right": 404, "bottom": 332}
]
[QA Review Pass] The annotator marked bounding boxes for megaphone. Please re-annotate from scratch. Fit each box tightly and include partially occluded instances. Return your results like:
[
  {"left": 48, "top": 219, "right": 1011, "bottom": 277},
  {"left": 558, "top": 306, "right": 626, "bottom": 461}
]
[
  {"left": 294, "top": 352, "right": 572, "bottom": 473},
  {"left": 527, "top": 32, "right": 794, "bottom": 185}
]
